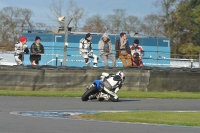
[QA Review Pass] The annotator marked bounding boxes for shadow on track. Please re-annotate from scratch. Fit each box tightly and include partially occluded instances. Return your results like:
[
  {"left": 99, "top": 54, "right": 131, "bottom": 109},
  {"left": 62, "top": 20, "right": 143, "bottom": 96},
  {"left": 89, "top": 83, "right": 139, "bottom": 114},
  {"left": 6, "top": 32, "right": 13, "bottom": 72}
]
[{"left": 83, "top": 99, "right": 141, "bottom": 102}]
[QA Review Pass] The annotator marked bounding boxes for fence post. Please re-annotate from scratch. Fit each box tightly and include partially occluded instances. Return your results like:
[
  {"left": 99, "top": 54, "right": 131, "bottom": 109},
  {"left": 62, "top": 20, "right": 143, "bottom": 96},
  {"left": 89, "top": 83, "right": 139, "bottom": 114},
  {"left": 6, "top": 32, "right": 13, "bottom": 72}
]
[
  {"left": 191, "top": 59, "right": 193, "bottom": 69},
  {"left": 56, "top": 54, "right": 58, "bottom": 66},
  {"left": 156, "top": 36, "right": 158, "bottom": 66},
  {"left": 199, "top": 52, "right": 200, "bottom": 68},
  {"left": 63, "top": 17, "right": 73, "bottom": 66}
]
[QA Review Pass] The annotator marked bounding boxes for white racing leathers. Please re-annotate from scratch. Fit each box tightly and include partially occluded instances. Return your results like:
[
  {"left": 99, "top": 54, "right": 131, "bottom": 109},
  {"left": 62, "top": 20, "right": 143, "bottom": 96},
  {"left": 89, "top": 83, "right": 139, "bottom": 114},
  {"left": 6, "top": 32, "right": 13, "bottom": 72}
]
[
  {"left": 79, "top": 38, "right": 98, "bottom": 67},
  {"left": 101, "top": 72, "right": 122, "bottom": 101},
  {"left": 14, "top": 42, "right": 29, "bottom": 65}
]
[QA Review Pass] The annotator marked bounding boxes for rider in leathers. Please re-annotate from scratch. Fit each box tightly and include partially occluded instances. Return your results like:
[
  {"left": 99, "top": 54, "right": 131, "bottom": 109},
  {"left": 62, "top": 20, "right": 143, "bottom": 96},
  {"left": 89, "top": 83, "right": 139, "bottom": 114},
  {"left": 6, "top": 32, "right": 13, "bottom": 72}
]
[{"left": 100, "top": 71, "right": 125, "bottom": 102}]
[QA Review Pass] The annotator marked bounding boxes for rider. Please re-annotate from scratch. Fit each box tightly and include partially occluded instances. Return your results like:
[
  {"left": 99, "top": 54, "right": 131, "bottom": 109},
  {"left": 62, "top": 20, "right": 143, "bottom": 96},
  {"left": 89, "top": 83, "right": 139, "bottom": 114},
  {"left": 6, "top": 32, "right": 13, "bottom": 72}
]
[
  {"left": 100, "top": 71, "right": 125, "bottom": 102},
  {"left": 14, "top": 36, "right": 29, "bottom": 65},
  {"left": 79, "top": 33, "right": 99, "bottom": 67}
]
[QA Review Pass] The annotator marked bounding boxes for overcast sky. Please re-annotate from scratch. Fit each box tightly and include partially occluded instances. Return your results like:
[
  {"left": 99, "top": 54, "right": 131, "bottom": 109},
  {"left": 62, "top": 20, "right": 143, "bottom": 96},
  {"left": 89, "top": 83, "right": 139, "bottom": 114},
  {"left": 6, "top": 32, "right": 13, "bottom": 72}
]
[{"left": 0, "top": 0, "right": 159, "bottom": 26}]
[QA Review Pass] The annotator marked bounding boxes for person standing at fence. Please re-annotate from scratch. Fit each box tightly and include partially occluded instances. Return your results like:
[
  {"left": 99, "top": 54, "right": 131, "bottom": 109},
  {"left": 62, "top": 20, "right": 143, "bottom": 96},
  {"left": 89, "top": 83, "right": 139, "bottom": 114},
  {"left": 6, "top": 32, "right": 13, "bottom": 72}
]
[
  {"left": 115, "top": 32, "right": 132, "bottom": 67},
  {"left": 98, "top": 33, "right": 116, "bottom": 67},
  {"left": 79, "top": 33, "right": 99, "bottom": 67},
  {"left": 14, "top": 36, "right": 29, "bottom": 65},
  {"left": 30, "top": 36, "right": 44, "bottom": 65}
]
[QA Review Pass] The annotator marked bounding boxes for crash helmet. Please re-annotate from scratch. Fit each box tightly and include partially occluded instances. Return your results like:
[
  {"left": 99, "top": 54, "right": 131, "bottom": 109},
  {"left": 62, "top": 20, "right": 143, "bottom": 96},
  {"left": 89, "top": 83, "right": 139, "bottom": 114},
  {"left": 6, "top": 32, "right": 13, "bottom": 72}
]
[{"left": 116, "top": 71, "right": 125, "bottom": 82}]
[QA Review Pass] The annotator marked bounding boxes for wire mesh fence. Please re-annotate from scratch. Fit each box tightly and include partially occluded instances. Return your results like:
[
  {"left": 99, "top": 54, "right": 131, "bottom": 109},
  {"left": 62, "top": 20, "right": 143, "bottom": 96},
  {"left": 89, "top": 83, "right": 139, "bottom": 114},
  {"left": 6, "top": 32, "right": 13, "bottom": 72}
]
[
  {"left": 0, "top": 29, "right": 199, "bottom": 68},
  {"left": 0, "top": 47, "right": 199, "bottom": 68}
]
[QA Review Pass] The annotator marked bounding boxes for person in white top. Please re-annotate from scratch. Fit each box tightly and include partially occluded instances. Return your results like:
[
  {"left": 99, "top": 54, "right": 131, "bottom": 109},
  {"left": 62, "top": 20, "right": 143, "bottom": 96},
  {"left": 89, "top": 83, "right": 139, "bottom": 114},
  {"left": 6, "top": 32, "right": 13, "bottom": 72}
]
[
  {"left": 14, "top": 36, "right": 29, "bottom": 65},
  {"left": 79, "top": 33, "right": 99, "bottom": 67}
]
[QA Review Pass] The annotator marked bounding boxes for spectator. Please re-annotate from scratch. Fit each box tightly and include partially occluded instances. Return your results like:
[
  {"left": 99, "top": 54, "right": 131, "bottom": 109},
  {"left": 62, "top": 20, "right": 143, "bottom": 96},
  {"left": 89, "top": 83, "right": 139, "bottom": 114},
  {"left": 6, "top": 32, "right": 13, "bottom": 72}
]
[
  {"left": 130, "top": 39, "right": 144, "bottom": 66},
  {"left": 14, "top": 36, "right": 29, "bottom": 65},
  {"left": 132, "top": 52, "right": 144, "bottom": 66},
  {"left": 79, "top": 33, "right": 99, "bottom": 67},
  {"left": 30, "top": 36, "right": 44, "bottom": 65},
  {"left": 130, "top": 39, "right": 144, "bottom": 57},
  {"left": 98, "top": 33, "right": 116, "bottom": 67},
  {"left": 115, "top": 32, "right": 132, "bottom": 67}
]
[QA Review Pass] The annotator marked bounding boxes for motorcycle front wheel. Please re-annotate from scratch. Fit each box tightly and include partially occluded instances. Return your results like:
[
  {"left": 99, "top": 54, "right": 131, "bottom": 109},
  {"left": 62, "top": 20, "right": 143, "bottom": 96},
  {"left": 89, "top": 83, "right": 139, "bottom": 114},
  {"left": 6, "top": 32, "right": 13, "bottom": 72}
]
[{"left": 81, "top": 86, "right": 97, "bottom": 101}]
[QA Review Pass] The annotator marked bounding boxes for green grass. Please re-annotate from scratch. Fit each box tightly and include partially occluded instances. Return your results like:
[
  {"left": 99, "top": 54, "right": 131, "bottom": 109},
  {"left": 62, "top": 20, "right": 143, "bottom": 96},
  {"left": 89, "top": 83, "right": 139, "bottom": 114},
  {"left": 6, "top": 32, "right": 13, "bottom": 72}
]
[
  {"left": 0, "top": 90, "right": 83, "bottom": 97},
  {"left": 79, "top": 111, "right": 200, "bottom": 126},
  {"left": 118, "top": 91, "right": 200, "bottom": 99},
  {"left": 1, "top": 90, "right": 200, "bottom": 99}
]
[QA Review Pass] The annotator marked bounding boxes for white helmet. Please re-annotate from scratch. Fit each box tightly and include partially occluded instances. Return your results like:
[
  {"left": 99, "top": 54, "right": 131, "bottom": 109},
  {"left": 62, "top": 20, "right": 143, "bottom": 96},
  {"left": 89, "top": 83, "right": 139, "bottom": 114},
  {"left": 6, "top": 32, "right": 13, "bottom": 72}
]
[{"left": 116, "top": 71, "right": 125, "bottom": 82}]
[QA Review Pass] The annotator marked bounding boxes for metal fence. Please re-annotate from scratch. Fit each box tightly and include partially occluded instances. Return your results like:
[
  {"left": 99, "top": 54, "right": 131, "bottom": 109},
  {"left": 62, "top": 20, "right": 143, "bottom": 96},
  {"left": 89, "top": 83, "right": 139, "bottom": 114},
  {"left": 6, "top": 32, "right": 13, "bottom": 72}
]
[
  {"left": 0, "top": 29, "right": 199, "bottom": 68},
  {"left": 0, "top": 48, "right": 199, "bottom": 68}
]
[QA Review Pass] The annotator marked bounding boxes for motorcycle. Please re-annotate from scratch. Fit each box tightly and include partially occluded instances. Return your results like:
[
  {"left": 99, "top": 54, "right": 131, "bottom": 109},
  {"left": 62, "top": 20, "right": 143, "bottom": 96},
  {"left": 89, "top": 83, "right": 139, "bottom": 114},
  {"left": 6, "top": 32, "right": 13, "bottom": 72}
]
[{"left": 81, "top": 79, "right": 118, "bottom": 102}]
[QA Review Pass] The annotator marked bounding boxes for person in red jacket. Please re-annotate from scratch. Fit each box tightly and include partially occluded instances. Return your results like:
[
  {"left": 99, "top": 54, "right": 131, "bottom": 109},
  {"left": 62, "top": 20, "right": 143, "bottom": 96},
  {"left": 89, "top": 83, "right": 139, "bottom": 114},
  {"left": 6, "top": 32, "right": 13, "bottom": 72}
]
[
  {"left": 130, "top": 39, "right": 144, "bottom": 57},
  {"left": 130, "top": 39, "right": 144, "bottom": 66}
]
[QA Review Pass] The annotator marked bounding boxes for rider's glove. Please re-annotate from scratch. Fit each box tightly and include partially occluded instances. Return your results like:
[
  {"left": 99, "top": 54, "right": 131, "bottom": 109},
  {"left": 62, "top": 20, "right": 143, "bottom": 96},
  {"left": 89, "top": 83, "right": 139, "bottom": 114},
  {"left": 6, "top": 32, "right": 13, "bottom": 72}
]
[{"left": 88, "top": 50, "right": 93, "bottom": 56}]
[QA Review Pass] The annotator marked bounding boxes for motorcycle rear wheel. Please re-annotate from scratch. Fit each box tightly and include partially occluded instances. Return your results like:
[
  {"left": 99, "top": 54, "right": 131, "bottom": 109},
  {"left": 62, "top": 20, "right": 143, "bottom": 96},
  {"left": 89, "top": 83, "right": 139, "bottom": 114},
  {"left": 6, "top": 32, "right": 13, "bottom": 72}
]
[{"left": 81, "top": 86, "right": 97, "bottom": 101}]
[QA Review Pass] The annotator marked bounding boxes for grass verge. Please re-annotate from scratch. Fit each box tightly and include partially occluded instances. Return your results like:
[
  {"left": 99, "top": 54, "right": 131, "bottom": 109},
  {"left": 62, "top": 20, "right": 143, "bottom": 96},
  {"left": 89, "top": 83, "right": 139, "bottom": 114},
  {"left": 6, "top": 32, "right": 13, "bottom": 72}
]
[
  {"left": 0, "top": 90, "right": 200, "bottom": 99},
  {"left": 0, "top": 90, "right": 83, "bottom": 97},
  {"left": 78, "top": 111, "right": 200, "bottom": 127}
]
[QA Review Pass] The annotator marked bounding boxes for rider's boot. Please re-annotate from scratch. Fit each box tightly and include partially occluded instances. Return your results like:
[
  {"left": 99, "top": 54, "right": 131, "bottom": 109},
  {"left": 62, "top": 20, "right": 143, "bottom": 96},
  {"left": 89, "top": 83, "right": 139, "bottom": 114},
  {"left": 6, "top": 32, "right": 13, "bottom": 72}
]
[
  {"left": 114, "top": 88, "right": 120, "bottom": 94},
  {"left": 104, "top": 87, "right": 119, "bottom": 102}
]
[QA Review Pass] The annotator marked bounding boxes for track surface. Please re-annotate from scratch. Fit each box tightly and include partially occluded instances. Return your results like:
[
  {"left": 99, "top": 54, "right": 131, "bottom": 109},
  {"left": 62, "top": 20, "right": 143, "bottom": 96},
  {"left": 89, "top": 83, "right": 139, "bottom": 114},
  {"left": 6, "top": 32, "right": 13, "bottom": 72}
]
[{"left": 1, "top": 96, "right": 200, "bottom": 133}]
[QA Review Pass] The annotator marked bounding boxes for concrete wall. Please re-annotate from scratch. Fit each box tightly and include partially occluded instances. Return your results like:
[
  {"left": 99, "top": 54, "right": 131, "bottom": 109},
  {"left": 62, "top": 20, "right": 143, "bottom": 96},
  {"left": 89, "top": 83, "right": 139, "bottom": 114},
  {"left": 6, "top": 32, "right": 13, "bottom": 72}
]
[
  {"left": 0, "top": 66, "right": 200, "bottom": 92},
  {"left": 0, "top": 66, "right": 150, "bottom": 91}
]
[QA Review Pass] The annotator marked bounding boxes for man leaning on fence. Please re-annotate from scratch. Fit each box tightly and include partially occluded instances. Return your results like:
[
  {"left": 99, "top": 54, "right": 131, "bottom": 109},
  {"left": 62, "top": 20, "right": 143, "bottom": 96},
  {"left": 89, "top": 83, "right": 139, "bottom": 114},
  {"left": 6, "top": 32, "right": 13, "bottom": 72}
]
[
  {"left": 30, "top": 36, "right": 44, "bottom": 65},
  {"left": 115, "top": 32, "right": 132, "bottom": 67},
  {"left": 79, "top": 33, "right": 99, "bottom": 67},
  {"left": 14, "top": 36, "right": 29, "bottom": 65},
  {"left": 98, "top": 33, "right": 116, "bottom": 67}
]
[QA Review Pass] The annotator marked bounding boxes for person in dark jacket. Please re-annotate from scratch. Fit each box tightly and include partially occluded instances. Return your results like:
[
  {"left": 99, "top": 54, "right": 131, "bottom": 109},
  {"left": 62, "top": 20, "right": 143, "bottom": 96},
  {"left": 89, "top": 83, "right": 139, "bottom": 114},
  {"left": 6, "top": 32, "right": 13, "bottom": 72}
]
[
  {"left": 115, "top": 32, "right": 132, "bottom": 67},
  {"left": 30, "top": 36, "right": 44, "bottom": 65}
]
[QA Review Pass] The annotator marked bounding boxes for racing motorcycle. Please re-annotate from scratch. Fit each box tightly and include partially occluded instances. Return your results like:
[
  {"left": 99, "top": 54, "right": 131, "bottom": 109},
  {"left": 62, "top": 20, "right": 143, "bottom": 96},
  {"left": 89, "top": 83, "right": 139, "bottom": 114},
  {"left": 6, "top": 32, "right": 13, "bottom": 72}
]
[{"left": 81, "top": 79, "right": 119, "bottom": 102}]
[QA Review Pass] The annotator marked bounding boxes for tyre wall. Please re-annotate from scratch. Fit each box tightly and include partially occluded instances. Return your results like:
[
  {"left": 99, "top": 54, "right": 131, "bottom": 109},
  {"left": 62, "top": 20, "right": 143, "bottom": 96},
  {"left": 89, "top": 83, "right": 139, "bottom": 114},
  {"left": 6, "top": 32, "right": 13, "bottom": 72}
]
[
  {"left": 0, "top": 66, "right": 149, "bottom": 91},
  {"left": 0, "top": 66, "right": 199, "bottom": 92}
]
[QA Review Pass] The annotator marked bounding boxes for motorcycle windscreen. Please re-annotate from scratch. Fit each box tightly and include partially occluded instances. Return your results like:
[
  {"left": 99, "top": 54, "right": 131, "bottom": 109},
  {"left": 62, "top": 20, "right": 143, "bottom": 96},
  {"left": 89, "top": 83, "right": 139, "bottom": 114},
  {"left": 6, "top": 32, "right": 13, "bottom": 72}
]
[{"left": 113, "top": 75, "right": 121, "bottom": 81}]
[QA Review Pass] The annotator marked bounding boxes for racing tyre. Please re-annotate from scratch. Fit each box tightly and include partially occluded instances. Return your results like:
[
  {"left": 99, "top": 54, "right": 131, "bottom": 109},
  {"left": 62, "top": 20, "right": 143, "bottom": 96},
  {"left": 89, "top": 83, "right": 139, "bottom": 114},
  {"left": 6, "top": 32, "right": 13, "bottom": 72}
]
[{"left": 81, "top": 86, "right": 97, "bottom": 101}]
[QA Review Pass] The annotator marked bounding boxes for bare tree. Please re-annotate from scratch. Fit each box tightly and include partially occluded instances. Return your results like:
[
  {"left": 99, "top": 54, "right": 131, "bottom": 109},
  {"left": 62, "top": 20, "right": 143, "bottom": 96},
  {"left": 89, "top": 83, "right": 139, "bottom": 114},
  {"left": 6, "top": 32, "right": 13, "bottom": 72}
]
[
  {"left": 49, "top": 0, "right": 63, "bottom": 26},
  {"left": 0, "top": 7, "right": 34, "bottom": 49},
  {"left": 20, "top": 8, "right": 34, "bottom": 32},
  {"left": 124, "top": 15, "right": 141, "bottom": 33},
  {"left": 66, "top": 0, "right": 85, "bottom": 31},
  {"left": 33, "top": 22, "right": 47, "bottom": 30},
  {"left": 49, "top": 0, "right": 85, "bottom": 32},
  {"left": 82, "top": 14, "right": 106, "bottom": 33},
  {"left": 154, "top": 0, "right": 178, "bottom": 37},
  {"left": 140, "top": 14, "right": 163, "bottom": 37},
  {"left": 106, "top": 9, "right": 126, "bottom": 34}
]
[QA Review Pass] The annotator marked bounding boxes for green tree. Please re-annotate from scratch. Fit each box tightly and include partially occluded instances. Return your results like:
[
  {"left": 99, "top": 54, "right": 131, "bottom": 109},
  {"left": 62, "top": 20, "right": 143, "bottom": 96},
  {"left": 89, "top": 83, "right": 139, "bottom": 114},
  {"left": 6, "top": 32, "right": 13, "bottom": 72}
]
[{"left": 178, "top": 43, "right": 200, "bottom": 59}]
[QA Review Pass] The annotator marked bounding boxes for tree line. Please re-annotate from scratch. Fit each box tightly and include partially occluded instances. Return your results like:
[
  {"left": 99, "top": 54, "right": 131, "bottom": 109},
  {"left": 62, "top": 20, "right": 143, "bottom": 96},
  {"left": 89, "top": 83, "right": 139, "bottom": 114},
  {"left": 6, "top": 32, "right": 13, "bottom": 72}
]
[{"left": 0, "top": 0, "right": 200, "bottom": 59}]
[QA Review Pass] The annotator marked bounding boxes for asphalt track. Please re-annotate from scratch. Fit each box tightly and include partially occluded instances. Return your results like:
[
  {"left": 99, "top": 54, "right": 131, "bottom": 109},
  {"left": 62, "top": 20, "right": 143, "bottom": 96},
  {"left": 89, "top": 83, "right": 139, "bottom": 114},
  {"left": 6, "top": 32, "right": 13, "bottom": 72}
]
[{"left": 1, "top": 96, "right": 200, "bottom": 133}]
